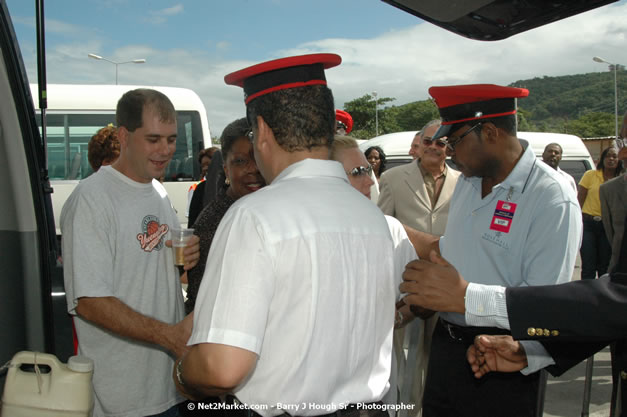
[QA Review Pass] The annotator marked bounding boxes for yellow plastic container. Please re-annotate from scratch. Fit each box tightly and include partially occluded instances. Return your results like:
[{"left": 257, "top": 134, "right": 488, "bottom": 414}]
[{"left": 1, "top": 351, "right": 93, "bottom": 417}]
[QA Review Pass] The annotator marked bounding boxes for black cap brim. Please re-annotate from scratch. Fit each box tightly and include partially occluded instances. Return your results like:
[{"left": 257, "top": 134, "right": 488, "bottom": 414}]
[{"left": 432, "top": 124, "right": 453, "bottom": 140}]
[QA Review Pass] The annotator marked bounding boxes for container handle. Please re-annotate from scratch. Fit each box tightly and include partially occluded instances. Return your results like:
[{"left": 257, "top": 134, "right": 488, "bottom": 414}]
[{"left": 33, "top": 351, "right": 44, "bottom": 394}]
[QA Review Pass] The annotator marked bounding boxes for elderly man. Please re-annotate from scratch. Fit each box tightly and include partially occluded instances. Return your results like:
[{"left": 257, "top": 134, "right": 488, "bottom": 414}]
[
  {"left": 378, "top": 119, "right": 460, "bottom": 236},
  {"left": 399, "top": 84, "right": 582, "bottom": 417},
  {"left": 174, "top": 54, "right": 395, "bottom": 417},
  {"left": 377, "top": 119, "right": 460, "bottom": 414},
  {"left": 541, "top": 142, "right": 577, "bottom": 192},
  {"left": 409, "top": 131, "right": 422, "bottom": 160}
]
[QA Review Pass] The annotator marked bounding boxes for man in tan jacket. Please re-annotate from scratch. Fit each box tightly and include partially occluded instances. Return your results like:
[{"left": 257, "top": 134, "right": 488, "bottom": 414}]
[
  {"left": 377, "top": 119, "right": 460, "bottom": 415},
  {"left": 378, "top": 119, "right": 460, "bottom": 236}
]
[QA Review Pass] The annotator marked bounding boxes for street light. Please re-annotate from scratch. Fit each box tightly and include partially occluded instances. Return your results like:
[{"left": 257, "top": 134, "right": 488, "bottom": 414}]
[
  {"left": 593, "top": 56, "right": 619, "bottom": 139},
  {"left": 372, "top": 91, "right": 379, "bottom": 136},
  {"left": 88, "top": 53, "right": 146, "bottom": 85}
]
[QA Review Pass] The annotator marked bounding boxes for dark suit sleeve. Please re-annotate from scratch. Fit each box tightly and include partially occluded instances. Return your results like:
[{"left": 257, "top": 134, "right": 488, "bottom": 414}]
[
  {"left": 505, "top": 273, "right": 627, "bottom": 375},
  {"left": 541, "top": 340, "right": 609, "bottom": 376},
  {"left": 507, "top": 273, "right": 627, "bottom": 341}
]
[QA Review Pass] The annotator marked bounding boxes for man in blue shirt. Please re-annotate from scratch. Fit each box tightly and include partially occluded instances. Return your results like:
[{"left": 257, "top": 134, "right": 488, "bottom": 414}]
[{"left": 400, "top": 84, "right": 582, "bottom": 417}]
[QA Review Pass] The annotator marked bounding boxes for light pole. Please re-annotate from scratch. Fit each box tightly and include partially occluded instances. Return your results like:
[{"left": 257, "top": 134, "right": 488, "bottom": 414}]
[
  {"left": 372, "top": 91, "right": 379, "bottom": 136},
  {"left": 593, "top": 56, "right": 619, "bottom": 139},
  {"left": 88, "top": 53, "right": 146, "bottom": 85}
]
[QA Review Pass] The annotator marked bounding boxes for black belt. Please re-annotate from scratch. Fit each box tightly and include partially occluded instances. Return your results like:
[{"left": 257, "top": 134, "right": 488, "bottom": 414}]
[
  {"left": 583, "top": 213, "right": 602, "bottom": 222},
  {"left": 439, "top": 318, "right": 511, "bottom": 343}
]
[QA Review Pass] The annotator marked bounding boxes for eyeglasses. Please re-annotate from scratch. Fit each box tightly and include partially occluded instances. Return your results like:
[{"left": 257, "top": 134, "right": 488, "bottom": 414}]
[
  {"left": 444, "top": 122, "right": 482, "bottom": 151},
  {"left": 614, "top": 138, "right": 627, "bottom": 149},
  {"left": 422, "top": 137, "right": 447, "bottom": 148},
  {"left": 347, "top": 165, "right": 373, "bottom": 177},
  {"left": 246, "top": 129, "right": 254, "bottom": 140}
]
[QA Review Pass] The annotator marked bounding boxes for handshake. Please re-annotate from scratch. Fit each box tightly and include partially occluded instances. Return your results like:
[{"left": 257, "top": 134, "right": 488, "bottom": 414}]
[{"left": 400, "top": 250, "right": 526, "bottom": 378}]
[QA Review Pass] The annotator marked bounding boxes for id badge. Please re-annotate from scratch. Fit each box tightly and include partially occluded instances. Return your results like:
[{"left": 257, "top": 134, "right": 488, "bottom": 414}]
[{"left": 489, "top": 200, "right": 517, "bottom": 233}]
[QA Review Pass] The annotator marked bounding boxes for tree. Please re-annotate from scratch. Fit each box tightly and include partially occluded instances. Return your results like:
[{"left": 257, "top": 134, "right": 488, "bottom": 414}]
[
  {"left": 344, "top": 93, "right": 395, "bottom": 139},
  {"left": 564, "top": 112, "right": 615, "bottom": 137}
]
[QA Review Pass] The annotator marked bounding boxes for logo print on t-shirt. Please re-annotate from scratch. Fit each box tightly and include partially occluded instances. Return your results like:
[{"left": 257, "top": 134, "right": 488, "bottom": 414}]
[{"left": 137, "top": 215, "right": 169, "bottom": 252}]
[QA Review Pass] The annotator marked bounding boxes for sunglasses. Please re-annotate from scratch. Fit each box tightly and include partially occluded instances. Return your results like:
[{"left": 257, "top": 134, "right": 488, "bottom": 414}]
[
  {"left": 444, "top": 122, "right": 482, "bottom": 151},
  {"left": 347, "top": 165, "right": 373, "bottom": 177},
  {"left": 422, "top": 137, "right": 447, "bottom": 148}
]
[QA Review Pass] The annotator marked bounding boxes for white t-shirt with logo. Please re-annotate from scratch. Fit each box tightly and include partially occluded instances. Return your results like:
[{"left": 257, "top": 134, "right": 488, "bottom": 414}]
[{"left": 61, "top": 166, "right": 185, "bottom": 417}]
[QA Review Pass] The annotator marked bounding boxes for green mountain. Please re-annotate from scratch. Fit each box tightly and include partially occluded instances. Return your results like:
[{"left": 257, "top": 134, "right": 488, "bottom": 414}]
[
  {"left": 510, "top": 69, "right": 627, "bottom": 136},
  {"left": 346, "top": 69, "right": 626, "bottom": 139}
]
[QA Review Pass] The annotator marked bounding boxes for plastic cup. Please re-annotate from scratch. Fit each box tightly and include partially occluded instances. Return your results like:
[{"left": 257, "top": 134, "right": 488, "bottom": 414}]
[{"left": 171, "top": 228, "right": 194, "bottom": 266}]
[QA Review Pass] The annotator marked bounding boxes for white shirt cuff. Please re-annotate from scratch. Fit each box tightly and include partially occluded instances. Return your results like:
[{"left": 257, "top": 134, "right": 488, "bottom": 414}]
[{"left": 464, "top": 282, "right": 510, "bottom": 330}]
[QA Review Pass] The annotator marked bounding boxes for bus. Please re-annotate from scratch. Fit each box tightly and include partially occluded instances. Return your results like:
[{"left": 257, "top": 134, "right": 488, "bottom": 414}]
[{"left": 30, "top": 83, "right": 212, "bottom": 232}]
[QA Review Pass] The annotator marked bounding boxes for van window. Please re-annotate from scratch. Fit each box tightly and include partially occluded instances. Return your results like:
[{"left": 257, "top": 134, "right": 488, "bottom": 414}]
[
  {"left": 560, "top": 160, "right": 592, "bottom": 184},
  {"left": 37, "top": 111, "right": 204, "bottom": 181}
]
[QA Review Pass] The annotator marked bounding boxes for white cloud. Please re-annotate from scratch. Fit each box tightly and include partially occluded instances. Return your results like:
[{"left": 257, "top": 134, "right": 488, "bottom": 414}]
[
  {"left": 24, "top": 2, "right": 627, "bottom": 137},
  {"left": 145, "top": 3, "right": 184, "bottom": 24}
]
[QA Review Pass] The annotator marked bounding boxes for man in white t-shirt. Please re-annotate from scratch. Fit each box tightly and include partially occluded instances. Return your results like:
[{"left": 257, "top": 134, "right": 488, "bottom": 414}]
[
  {"left": 541, "top": 142, "right": 578, "bottom": 192},
  {"left": 174, "top": 54, "right": 396, "bottom": 417},
  {"left": 62, "top": 88, "right": 200, "bottom": 417}
]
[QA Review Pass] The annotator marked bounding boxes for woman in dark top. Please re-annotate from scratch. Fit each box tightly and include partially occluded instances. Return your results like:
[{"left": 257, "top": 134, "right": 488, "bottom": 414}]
[
  {"left": 185, "top": 118, "right": 265, "bottom": 313},
  {"left": 365, "top": 145, "right": 387, "bottom": 179}
]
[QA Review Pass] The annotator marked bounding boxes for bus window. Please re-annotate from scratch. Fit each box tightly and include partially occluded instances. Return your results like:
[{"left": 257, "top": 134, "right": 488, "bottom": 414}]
[{"left": 37, "top": 111, "right": 204, "bottom": 182}]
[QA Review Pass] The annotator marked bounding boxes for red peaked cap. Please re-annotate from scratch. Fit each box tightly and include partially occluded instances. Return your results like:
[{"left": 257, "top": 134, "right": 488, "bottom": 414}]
[
  {"left": 335, "top": 109, "right": 353, "bottom": 134},
  {"left": 428, "top": 84, "right": 529, "bottom": 140},
  {"left": 224, "top": 53, "right": 342, "bottom": 105}
]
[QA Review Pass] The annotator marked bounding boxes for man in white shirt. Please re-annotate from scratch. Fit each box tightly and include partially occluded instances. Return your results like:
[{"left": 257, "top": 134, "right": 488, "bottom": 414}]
[
  {"left": 174, "top": 54, "right": 396, "bottom": 417},
  {"left": 62, "top": 88, "right": 199, "bottom": 417},
  {"left": 541, "top": 142, "right": 578, "bottom": 192}
]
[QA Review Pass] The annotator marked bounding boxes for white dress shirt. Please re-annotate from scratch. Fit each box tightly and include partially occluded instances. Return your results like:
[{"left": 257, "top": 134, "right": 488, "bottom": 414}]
[{"left": 189, "top": 159, "right": 397, "bottom": 416}]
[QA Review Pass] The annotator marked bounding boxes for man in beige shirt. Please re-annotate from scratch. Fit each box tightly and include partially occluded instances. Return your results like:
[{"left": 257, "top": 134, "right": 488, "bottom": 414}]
[{"left": 378, "top": 119, "right": 460, "bottom": 415}]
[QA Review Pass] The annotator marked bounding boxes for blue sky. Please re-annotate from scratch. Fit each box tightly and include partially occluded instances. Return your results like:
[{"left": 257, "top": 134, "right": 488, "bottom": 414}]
[{"left": 5, "top": 0, "right": 627, "bottom": 136}]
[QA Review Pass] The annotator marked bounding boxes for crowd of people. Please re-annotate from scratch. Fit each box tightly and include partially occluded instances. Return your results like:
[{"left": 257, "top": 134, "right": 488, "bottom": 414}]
[{"left": 66, "top": 53, "right": 626, "bottom": 417}]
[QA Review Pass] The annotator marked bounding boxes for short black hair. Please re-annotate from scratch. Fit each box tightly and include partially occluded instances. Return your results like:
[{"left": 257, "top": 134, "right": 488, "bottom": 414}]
[
  {"left": 246, "top": 85, "right": 335, "bottom": 152},
  {"left": 116, "top": 88, "right": 176, "bottom": 132},
  {"left": 220, "top": 118, "right": 250, "bottom": 160}
]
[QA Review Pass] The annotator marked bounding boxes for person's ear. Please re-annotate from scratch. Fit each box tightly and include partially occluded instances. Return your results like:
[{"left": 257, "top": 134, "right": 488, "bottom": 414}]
[
  {"left": 482, "top": 122, "right": 499, "bottom": 144},
  {"left": 254, "top": 115, "right": 276, "bottom": 154},
  {"left": 117, "top": 126, "right": 129, "bottom": 149}
]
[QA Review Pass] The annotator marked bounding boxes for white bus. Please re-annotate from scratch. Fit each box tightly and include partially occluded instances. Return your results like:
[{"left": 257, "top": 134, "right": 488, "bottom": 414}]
[{"left": 30, "top": 84, "right": 212, "bottom": 232}]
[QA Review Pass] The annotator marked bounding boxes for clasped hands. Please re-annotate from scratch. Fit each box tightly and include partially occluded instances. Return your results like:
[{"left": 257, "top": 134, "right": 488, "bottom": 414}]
[
  {"left": 399, "top": 250, "right": 468, "bottom": 315},
  {"left": 400, "top": 251, "right": 527, "bottom": 379}
]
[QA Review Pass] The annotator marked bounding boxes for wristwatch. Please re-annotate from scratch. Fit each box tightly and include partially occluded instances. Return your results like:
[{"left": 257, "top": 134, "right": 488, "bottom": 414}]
[{"left": 175, "top": 358, "right": 185, "bottom": 387}]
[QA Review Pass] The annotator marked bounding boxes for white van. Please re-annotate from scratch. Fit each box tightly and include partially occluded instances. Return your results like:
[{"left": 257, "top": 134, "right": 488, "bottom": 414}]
[
  {"left": 360, "top": 130, "right": 594, "bottom": 182},
  {"left": 30, "top": 84, "right": 212, "bottom": 232}
]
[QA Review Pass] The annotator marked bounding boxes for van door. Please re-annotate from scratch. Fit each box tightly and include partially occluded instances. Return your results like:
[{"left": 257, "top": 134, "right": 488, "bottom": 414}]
[{"left": 0, "top": 0, "right": 60, "bottom": 390}]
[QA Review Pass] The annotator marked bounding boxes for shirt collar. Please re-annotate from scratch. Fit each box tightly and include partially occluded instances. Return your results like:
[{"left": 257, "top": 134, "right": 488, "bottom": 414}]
[
  {"left": 272, "top": 158, "right": 349, "bottom": 184},
  {"left": 498, "top": 139, "right": 536, "bottom": 193},
  {"left": 418, "top": 160, "right": 448, "bottom": 179},
  {"left": 466, "top": 139, "right": 535, "bottom": 195}
]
